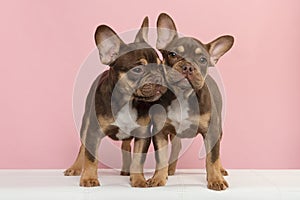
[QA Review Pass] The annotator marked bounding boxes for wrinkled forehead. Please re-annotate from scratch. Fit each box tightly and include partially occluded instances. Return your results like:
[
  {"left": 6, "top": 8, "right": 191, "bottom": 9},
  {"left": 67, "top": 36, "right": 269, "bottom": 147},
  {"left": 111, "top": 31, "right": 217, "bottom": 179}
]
[{"left": 167, "top": 37, "right": 209, "bottom": 56}]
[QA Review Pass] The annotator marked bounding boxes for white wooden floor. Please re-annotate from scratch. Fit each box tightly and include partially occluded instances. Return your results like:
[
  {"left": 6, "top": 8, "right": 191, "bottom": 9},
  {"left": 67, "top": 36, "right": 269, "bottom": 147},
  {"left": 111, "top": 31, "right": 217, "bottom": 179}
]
[{"left": 0, "top": 169, "right": 299, "bottom": 200}]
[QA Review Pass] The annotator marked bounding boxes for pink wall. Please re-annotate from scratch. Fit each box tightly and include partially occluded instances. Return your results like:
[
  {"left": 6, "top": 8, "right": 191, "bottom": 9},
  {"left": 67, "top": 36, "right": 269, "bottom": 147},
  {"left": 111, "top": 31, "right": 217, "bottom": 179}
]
[{"left": 0, "top": 0, "right": 300, "bottom": 169}]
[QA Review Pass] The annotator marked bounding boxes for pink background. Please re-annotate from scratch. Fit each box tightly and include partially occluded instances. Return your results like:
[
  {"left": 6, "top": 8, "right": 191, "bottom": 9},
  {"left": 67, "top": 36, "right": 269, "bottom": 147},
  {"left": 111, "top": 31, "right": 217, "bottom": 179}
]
[{"left": 1, "top": 0, "right": 300, "bottom": 169}]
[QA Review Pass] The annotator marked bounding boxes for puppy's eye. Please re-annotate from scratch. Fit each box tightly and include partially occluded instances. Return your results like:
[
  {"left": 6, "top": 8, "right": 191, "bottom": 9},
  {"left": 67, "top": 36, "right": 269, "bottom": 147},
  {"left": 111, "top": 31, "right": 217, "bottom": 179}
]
[
  {"left": 199, "top": 57, "right": 207, "bottom": 64},
  {"left": 168, "top": 51, "right": 177, "bottom": 58},
  {"left": 131, "top": 67, "right": 143, "bottom": 74}
]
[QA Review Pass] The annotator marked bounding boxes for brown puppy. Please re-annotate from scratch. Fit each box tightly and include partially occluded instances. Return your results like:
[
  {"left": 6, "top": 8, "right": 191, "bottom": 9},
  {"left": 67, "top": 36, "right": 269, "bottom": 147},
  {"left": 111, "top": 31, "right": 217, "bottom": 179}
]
[
  {"left": 147, "top": 13, "right": 234, "bottom": 190},
  {"left": 64, "top": 17, "right": 167, "bottom": 187}
]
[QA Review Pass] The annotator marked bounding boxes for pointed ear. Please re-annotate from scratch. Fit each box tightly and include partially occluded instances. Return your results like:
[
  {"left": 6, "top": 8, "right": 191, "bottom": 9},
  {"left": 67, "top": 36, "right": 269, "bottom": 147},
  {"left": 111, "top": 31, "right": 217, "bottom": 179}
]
[
  {"left": 156, "top": 13, "right": 178, "bottom": 50},
  {"left": 94, "top": 25, "right": 125, "bottom": 65},
  {"left": 206, "top": 35, "right": 234, "bottom": 65},
  {"left": 134, "top": 17, "right": 149, "bottom": 43}
]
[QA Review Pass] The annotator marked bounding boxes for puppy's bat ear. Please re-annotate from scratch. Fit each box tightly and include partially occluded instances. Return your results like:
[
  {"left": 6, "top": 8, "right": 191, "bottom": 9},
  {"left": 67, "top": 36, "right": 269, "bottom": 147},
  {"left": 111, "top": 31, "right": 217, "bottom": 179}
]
[
  {"left": 134, "top": 17, "right": 149, "bottom": 43},
  {"left": 156, "top": 13, "right": 178, "bottom": 50},
  {"left": 94, "top": 25, "right": 125, "bottom": 65},
  {"left": 206, "top": 35, "right": 234, "bottom": 65}
]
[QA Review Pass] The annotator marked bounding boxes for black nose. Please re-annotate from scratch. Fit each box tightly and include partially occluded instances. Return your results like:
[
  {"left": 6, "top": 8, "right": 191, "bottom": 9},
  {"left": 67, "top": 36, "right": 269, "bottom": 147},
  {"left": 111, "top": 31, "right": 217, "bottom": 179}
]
[{"left": 182, "top": 65, "right": 194, "bottom": 74}]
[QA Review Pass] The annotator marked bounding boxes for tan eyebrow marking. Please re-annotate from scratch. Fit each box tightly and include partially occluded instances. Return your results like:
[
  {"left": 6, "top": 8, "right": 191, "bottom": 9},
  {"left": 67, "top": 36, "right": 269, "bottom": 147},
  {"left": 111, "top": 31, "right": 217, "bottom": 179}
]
[
  {"left": 177, "top": 46, "right": 185, "bottom": 53},
  {"left": 195, "top": 48, "right": 202, "bottom": 54},
  {"left": 139, "top": 58, "right": 148, "bottom": 65}
]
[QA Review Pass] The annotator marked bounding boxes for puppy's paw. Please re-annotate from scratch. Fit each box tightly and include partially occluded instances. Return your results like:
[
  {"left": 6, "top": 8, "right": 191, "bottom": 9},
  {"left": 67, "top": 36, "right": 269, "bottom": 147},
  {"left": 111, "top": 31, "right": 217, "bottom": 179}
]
[
  {"left": 130, "top": 174, "right": 147, "bottom": 187},
  {"left": 120, "top": 171, "right": 130, "bottom": 176},
  {"left": 131, "top": 178, "right": 147, "bottom": 187},
  {"left": 147, "top": 176, "right": 167, "bottom": 187},
  {"left": 207, "top": 177, "right": 228, "bottom": 191},
  {"left": 80, "top": 178, "right": 100, "bottom": 187},
  {"left": 64, "top": 168, "right": 81, "bottom": 176}
]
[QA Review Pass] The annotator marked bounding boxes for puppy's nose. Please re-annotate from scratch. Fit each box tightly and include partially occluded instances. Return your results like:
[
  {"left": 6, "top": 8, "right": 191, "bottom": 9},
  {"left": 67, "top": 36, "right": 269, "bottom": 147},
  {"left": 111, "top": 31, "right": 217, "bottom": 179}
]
[{"left": 182, "top": 65, "right": 194, "bottom": 74}]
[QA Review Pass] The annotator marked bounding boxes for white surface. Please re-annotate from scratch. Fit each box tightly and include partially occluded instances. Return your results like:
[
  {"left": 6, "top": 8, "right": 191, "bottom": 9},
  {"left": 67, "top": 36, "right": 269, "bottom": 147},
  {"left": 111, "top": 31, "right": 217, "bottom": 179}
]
[{"left": 0, "top": 169, "right": 300, "bottom": 200}]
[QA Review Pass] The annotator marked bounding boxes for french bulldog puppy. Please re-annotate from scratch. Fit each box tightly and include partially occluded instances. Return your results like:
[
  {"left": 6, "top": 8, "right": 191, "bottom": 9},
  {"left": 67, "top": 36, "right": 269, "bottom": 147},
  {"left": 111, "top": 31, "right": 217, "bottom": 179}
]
[
  {"left": 147, "top": 13, "right": 234, "bottom": 191},
  {"left": 64, "top": 17, "right": 167, "bottom": 187}
]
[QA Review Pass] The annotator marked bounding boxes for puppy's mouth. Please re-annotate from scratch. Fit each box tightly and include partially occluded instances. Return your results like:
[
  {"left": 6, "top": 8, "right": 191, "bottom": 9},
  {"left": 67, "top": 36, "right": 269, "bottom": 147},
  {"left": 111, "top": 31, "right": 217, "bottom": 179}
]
[
  {"left": 134, "top": 84, "right": 167, "bottom": 102},
  {"left": 172, "top": 62, "right": 204, "bottom": 90}
]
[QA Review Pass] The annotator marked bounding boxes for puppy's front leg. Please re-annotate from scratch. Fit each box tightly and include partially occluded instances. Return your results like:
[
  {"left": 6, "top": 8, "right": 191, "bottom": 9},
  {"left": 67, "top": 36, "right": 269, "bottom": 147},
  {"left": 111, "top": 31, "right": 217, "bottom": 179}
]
[
  {"left": 80, "top": 138, "right": 101, "bottom": 187},
  {"left": 204, "top": 106, "right": 228, "bottom": 190},
  {"left": 168, "top": 134, "right": 182, "bottom": 175},
  {"left": 120, "top": 138, "right": 132, "bottom": 176},
  {"left": 80, "top": 114, "right": 102, "bottom": 187},
  {"left": 80, "top": 147, "right": 100, "bottom": 187},
  {"left": 130, "top": 137, "right": 151, "bottom": 187},
  {"left": 147, "top": 131, "right": 169, "bottom": 187},
  {"left": 205, "top": 137, "right": 228, "bottom": 191}
]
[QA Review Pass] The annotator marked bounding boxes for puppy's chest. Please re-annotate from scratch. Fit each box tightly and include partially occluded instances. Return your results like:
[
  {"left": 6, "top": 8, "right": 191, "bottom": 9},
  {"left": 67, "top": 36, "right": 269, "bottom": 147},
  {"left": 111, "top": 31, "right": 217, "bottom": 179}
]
[
  {"left": 112, "top": 103, "right": 139, "bottom": 139},
  {"left": 167, "top": 98, "right": 197, "bottom": 134}
]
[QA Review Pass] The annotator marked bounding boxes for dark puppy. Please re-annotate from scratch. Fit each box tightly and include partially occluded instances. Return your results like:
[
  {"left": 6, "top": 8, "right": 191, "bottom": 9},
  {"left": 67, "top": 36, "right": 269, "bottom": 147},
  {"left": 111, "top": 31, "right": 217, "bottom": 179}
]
[
  {"left": 147, "top": 13, "right": 234, "bottom": 190},
  {"left": 64, "top": 17, "right": 167, "bottom": 187}
]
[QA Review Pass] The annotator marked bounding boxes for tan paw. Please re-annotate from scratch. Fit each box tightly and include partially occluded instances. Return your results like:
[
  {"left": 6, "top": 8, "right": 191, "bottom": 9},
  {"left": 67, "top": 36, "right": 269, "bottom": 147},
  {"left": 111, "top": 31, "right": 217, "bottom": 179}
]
[
  {"left": 147, "top": 176, "right": 167, "bottom": 187},
  {"left": 64, "top": 168, "right": 81, "bottom": 176},
  {"left": 207, "top": 177, "right": 228, "bottom": 191},
  {"left": 80, "top": 178, "right": 100, "bottom": 187},
  {"left": 130, "top": 176, "right": 147, "bottom": 187}
]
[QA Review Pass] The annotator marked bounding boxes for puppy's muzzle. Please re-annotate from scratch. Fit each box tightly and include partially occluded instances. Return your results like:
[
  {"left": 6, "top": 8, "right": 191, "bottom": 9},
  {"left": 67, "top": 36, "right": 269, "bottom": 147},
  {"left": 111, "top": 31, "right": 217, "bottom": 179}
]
[
  {"left": 182, "top": 64, "right": 194, "bottom": 75},
  {"left": 140, "top": 83, "right": 164, "bottom": 96},
  {"left": 139, "top": 70, "right": 165, "bottom": 96}
]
